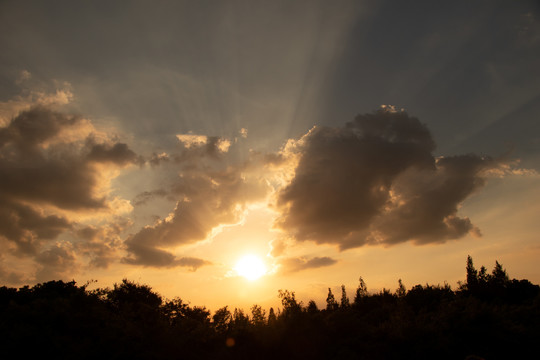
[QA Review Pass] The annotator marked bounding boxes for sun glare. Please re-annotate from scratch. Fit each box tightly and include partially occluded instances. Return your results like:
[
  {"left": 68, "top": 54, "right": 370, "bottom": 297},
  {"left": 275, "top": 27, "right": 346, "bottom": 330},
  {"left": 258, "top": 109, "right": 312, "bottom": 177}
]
[{"left": 235, "top": 255, "right": 267, "bottom": 281}]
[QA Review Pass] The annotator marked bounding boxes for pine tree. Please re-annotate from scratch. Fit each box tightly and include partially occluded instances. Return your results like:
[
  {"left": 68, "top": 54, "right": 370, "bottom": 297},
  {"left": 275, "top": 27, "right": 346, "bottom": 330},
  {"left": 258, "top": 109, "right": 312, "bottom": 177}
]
[
  {"left": 354, "top": 276, "right": 368, "bottom": 304},
  {"left": 340, "top": 285, "right": 350, "bottom": 308},
  {"left": 491, "top": 261, "right": 509, "bottom": 287},
  {"left": 326, "top": 288, "right": 338, "bottom": 311},
  {"left": 466, "top": 255, "right": 479, "bottom": 293},
  {"left": 267, "top": 307, "right": 277, "bottom": 325},
  {"left": 396, "top": 279, "right": 406, "bottom": 298}
]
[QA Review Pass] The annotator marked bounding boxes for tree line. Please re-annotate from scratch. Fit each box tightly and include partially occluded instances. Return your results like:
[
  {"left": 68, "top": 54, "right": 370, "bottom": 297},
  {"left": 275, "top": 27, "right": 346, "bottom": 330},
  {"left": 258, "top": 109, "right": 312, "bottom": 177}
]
[{"left": 1, "top": 256, "right": 539, "bottom": 359}]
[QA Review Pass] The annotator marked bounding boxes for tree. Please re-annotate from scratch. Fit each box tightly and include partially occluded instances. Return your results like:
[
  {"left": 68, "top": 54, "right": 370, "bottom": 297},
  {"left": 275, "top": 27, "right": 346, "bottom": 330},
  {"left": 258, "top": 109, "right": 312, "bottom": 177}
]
[
  {"left": 326, "top": 288, "right": 338, "bottom": 311},
  {"left": 307, "top": 300, "right": 319, "bottom": 313},
  {"left": 466, "top": 255, "right": 479, "bottom": 293},
  {"left": 267, "top": 307, "right": 277, "bottom": 325},
  {"left": 340, "top": 285, "right": 350, "bottom": 308},
  {"left": 278, "top": 289, "right": 302, "bottom": 316},
  {"left": 232, "top": 308, "right": 250, "bottom": 329},
  {"left": 250, "top": 304, "right": 266, "bottom": 327},
  {"left": 107, "top": 279, "right": 162, "bottom": 309},
  {"left": 212, "top": 306, "right": 232, "bottom": 333},
  {"left": 396, "top": 279, "right": 406, "bottom": 298},
  {"left": 478, "top": 266, "right": 489, "bottom": 285},
  {"left": 162, "top": 297, "right": 189, "bottom": 326},
  {"left": 491, "top": 261, "right": 509, "bottom": 287},
  {"left": 354, "top": 276, "right": 368, "bottom": 304}
]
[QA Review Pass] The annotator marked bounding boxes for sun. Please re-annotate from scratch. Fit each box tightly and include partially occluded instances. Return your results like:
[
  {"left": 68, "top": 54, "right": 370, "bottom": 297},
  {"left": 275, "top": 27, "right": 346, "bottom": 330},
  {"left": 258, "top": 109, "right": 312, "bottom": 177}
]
[{"left": 234, "top": 254, "right": 267, "bottom": 281}]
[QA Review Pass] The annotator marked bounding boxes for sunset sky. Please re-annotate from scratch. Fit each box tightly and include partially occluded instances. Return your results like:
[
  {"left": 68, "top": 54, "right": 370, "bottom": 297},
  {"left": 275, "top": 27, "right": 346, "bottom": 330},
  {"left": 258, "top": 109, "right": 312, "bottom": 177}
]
[{"left": 1, "top": 0, "right": 539, "bottom": 311}]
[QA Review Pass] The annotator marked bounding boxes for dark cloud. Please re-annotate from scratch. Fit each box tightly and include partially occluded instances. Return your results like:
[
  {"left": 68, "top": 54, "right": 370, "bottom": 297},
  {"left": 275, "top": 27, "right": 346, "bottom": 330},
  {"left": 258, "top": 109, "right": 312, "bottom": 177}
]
[
  {"left": 176, "top": 257, "right": 213, "bottom": 272},
  {"left": 0, "top": 107, "right": 139, "bottom": 210},
  {"left": 0, "top": 105, "right": 140, "bottom": 275},
  {"left": 0, "top": 198, "right": 71, "bottom": 255},
  {"left": 279, "top": 256, "right": 338, "bottom": 273},
  {"left": 0, "top": 105, "right": 78, "bottom": 151},
  {"left": 275, "top": 109, "right": 501, "bottom": 249},
  {"left": 86, "top": 141, "right": 143, "bottom": 166},
  {"left": 122, "top": 241, "right": 211, "bottom": 271}
]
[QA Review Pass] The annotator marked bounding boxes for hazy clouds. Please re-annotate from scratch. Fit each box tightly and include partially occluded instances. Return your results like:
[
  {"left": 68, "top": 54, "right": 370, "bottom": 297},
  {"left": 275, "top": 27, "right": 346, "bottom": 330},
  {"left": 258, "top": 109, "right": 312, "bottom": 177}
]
[
  {"left": 279, "top": 256, "right": 338, "bottom": 273},
  {"left": 0, "top": 100, "right": 525, "bottom": 280},
  {"left": 123, "top": 133, "right": 269, "bottom": 268}
]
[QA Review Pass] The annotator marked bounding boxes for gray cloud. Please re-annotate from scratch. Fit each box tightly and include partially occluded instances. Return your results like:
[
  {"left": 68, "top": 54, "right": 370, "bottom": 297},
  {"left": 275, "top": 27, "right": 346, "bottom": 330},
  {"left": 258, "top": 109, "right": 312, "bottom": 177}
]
[
  {"left": 122, "top": 241, "right": 211, "bottom": 271},
  {"left": 0, "top": 105, "right": 140, "bottom": 276},
  {"left": 275, "top": 108, "right": 502, "bottom": 249},
  {"left": 0, "top": 198, "right": 72, "bottom": 255},
  {"left": 176, "top": 257, "right": 213, "bottom": 272},
  {"left": 279, "top": 256, "right": 338, "bottom": 273},
  {"left": 86, "top": 141, "right": 143, "bottom": 166},
  {"left": 0, "top": 107, "right": 140, "bottom": 211},
  {"left": 34, "top": 243, "right": 78, "bottom": 282},
  {"left": 75, "top": 222, "right": 128, "bottom": 269}
]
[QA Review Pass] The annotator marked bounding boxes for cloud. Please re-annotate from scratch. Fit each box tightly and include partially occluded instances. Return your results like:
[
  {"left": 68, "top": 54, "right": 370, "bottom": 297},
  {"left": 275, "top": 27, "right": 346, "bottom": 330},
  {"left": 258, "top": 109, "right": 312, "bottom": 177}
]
[
  {"left": 274, "top": 108, "right": 505, "bottom": 249},
  {"left": 0, "top": 265, "right": 26, "bottom": 285},
  {"left": 122, "top": 240, "right": 211, "bottom": 271},
  {"left": 0, "top": 75, "right": 73, "bottom": 127},
  {"left": 279, "top": 256, "right": 338, "bottom": 273},
  {"left": 149, "top": 152, "right": 170, "bottom": 167},
  {"left": 75, "top": 221, "right": 129, "bottom": 269},
  {"left": 86, "top": 141, "right": 143, "bottom": 166},
  {"left": 176, "top": 257, "right": 213, "bottom": 272},
  {"left": 173, "top": 134, "right": 233, "bottom": 163},
  {"left": 34, "top": 242, "right": 78, "bottom": 282},
  {"left": 0, "top": 199, "right": 72, "bottom": 255},
  {"left": 0, "top": 101, "right": 141, "bottom": 279},
  {"left": 132, "top": 189, "right": 170, "bottom": 206},
  {"left": 0, "top": 106, "right": 140, "bottom": 211},
  {"left": 123, "top": 135, "right": 270, "bottom": 267}
]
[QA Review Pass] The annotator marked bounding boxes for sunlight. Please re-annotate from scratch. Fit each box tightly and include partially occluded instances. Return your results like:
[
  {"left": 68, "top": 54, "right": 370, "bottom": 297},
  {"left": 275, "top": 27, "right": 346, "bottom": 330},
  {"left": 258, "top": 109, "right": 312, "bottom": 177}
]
[{"left": 234, "top": 254, "right": 267, "bottom": 281}]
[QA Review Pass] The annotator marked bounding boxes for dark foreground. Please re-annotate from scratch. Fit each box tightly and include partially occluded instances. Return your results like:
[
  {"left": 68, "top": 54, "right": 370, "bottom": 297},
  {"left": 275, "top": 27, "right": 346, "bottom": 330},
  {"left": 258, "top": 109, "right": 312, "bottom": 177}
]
[{"left": 1, "top": 257, "right": 539, "bottom": 359}]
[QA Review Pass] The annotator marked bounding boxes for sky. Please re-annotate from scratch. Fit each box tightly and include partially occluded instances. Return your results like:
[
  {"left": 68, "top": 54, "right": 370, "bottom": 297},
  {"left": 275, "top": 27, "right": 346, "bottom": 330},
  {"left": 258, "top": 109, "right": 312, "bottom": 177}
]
[{"left": 1, "top": 0, "right": 539, "bottom": 311}]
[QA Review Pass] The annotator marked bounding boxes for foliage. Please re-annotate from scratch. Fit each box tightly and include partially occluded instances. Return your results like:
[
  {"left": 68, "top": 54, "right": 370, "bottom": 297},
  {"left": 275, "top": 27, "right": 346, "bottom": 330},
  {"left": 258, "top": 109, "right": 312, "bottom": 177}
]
[{"left": 1, "top": 257, "right": 539, "bottom": 359}]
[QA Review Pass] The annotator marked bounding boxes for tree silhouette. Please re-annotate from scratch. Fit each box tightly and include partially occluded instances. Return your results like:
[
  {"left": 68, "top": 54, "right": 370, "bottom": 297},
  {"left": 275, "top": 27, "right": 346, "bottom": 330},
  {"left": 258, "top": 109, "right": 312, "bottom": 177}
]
[
  {"left": 212, "top": 306, "right": 232, "bottom": 333},
  {"left": 396, "top": 278, "right": 407, "bottom": 298},
  {"left": 1, "top": 257, "right": 539, "bottom": 359},
  {"left": 340, "top": 284, "right": 350, "bottom": 308},
  {"left": 466, "top": 255, "right": 479, "bottom": 293},
  {"left": 354, "top": 276, "right": 368, "bottom": 305},
  {"left": 250, "top": 304, "right": 266, "bottom": 327},
  {"left": 326, "top": 287, "right": 338, "bottom": 311}
]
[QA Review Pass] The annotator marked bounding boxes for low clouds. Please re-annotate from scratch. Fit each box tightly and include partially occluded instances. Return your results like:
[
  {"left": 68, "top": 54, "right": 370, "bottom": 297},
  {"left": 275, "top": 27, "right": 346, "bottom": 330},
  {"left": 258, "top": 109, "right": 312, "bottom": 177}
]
[
  {"left": 274, "top": 108, "right": 504, "bottom": 249},
  {"left": 279, "top": 256, "right": 338, "bottom": 273},
  {"left": 0, "top": 98, "right": 525, "bottom": 281}
]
